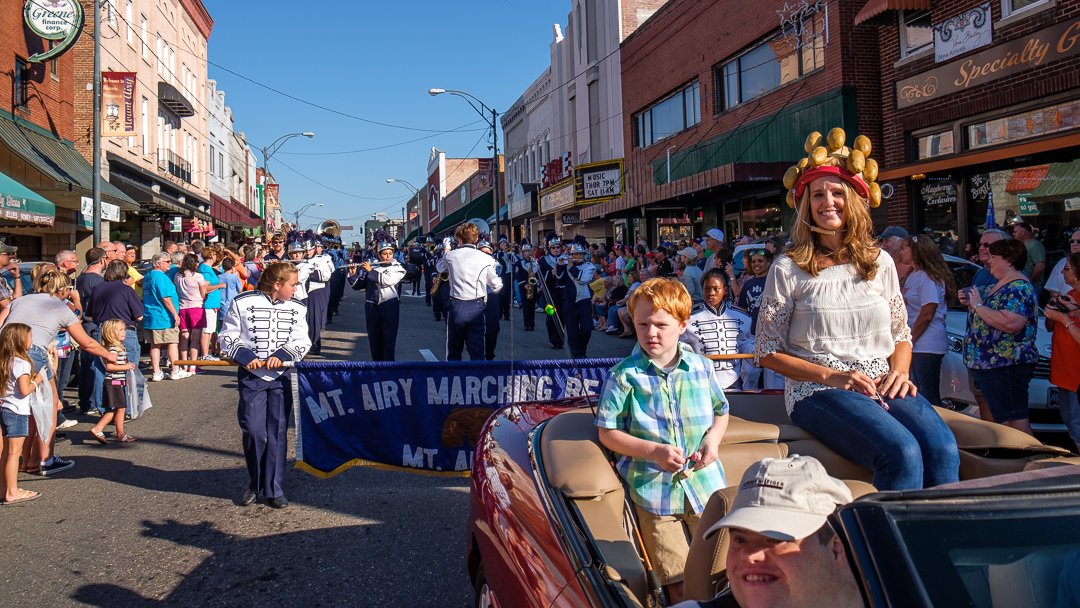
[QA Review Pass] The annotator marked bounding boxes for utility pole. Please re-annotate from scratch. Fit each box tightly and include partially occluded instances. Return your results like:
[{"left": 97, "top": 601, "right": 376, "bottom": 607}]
[{"left": 92, "top": 0, "right": 102, "bottom": 243}]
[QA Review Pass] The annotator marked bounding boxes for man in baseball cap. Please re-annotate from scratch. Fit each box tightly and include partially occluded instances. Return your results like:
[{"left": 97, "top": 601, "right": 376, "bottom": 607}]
[
  {"left": 699, "top": 455, "right": 863, "bottom": 608},
  {"left": 702, "top": 229, "right": 726, "bottom": 274}
]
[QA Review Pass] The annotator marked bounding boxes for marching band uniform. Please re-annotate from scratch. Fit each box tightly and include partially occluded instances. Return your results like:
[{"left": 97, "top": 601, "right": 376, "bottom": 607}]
[
  {"left": 429, "top": 247, "right": 447, "bottom": 323},
  {"left": 350, "top": 244, "right": 406, "bottom": 361},
  {"left": 687, "top": 300, "right": 754, "bottom": 389},
  {"left": 219, "top": 288, "right": 311, "bottom": 506},
  {"left": 539, "top": 240, "right": 566, "bottom": 349},
  {"left": 423, "top": 238, "right": 437, "bottom": 307},
  {"left": 287, "top": 242, "right": 311, "bottom": 303},
  {"left": 496, "top": 239, "right": 515, "bottom": 321},
  {"left": 437, "top": 240, "right": 503, "bottom": 361},
  {"left": 558, "top": 244, "right": 596, "bottom": 358},
  {"left": 327, "top": 244, "right": 348, "bottom": 324},
  {"left": 515, "top": 248, "right": 539, "bottom": 331},
  {"left": 479, "top": 242, "right": 502, "bottom": 360},
  {"left": 306, "top": 243, "right": 336, "bottom": 355}
]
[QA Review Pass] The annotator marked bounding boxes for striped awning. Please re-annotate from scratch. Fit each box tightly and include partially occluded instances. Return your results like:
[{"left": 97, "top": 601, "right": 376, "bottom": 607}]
[{"left": 855, "top": 0, "right": 932, "bottom": 25}]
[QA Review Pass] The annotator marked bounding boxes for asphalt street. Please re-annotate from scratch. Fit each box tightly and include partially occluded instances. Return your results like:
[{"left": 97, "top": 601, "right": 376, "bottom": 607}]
[{"left": 3, "top": 286, "right": 636, "bottom": 607}]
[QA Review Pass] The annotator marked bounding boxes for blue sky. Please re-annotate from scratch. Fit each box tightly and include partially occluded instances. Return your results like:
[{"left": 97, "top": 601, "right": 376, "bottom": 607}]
[{"left": 203, "top": 1, "right": 570, "bottom": 238}]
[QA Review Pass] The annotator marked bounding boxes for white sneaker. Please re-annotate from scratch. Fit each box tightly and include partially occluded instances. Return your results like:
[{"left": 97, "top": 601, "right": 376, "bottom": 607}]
[
  {"left": 150, "top": 371, "right": 166, "bottom": 382},
  {"left": 170, "top": 369, "right": 193, "bottom": 380},
  {"left": 57, "top": 417, "right": 78, "bottom": 430},
  {"left": 198, "top": 355, "right": 221, "bottom": 362}
]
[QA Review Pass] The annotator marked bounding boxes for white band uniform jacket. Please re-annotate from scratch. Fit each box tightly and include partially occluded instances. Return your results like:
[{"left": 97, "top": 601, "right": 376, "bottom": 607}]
[
  {"left": 557, "top": 261, "right": 596, "bottom": 302},
  {"left": 291, "top": 261, "right": 311, "bottom": 301},
  {"left": 436, "top": 245, "right": 503, "bottom": 301},
  {"left": 688, "top": 301, "right": 754, "bottom": 389},
  {"left": 306, "top": 253, "right": 336, "bottom": 291},
  {"left": 219, "top": 291, "right": 312, "bottom": 381},
  {"left": 350, "top": 261, "right": 406, "bottom": 304}
]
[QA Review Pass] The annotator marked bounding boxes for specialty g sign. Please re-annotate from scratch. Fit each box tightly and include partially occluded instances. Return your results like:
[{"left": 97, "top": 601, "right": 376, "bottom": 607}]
[{"left": 24, "top": 0, "right": 84, "bottom": 63}]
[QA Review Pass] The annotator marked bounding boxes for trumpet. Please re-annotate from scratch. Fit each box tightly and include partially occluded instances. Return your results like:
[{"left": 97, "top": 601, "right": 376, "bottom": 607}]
[
  {"left": 427, "top": 244, "right": 437, "bottom": 253},
  {"left": 432, "top": 271, "right": 449, "bottom": 293}
]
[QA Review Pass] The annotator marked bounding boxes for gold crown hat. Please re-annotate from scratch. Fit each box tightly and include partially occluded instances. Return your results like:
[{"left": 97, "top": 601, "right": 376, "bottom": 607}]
[{"left": 783, "top": 127, "right": 882, "bottom": 209}]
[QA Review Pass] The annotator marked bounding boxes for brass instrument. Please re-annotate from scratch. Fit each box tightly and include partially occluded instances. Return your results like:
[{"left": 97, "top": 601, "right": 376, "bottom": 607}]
[
  {"left": 525, "top": 265, "right": 537, "bottom": 300},
  {"left": 427, "top": 244, "right": 437, "bottom": 253},
  {"left": 432, "top": 271, "right": 449, "bottom": 292},
  {"left": 316, "top": 219, "right": 341, "bottom": 237}
]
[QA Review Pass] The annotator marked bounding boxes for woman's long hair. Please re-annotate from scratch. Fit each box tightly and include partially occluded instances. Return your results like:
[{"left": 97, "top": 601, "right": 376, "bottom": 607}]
[
  {"left": 787, "top": 168, "right": 879, "bottom": 281},
  {"left": 0, "top": 323, "right": 33, "bottom": 395},
  {"left": 907, "top": 235, "right": 955, "bottom": 297}
]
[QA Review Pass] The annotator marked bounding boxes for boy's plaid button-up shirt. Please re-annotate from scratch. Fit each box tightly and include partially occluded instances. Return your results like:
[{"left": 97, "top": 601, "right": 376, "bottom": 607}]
[{"left": 596, "top": 343, "right": 729, "bottom": 516}]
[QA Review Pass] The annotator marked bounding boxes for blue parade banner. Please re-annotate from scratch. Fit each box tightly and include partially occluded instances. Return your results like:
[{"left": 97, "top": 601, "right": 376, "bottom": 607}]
[{"left": 291, "top": 359, "right": 619, "bottom": 477}]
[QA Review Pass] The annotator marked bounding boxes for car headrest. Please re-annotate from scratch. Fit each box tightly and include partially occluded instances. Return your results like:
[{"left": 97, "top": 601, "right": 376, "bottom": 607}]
[{"left": 540, "top": 410, "right": 623, "bottom": 499}]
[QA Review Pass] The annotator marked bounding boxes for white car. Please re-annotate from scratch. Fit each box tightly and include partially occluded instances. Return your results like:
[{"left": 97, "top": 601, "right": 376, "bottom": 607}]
[{"left": 939, "top": 255, "right": 1058, "bottom": 431}]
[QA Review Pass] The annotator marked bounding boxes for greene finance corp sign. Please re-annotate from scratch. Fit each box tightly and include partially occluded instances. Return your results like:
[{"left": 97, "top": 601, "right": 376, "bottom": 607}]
[
  {"left": 896, "top": 17, "right": 1080, "bottom": 108},
  {"left": 24, "top": 0, "right": 84, "bottom": 63}
]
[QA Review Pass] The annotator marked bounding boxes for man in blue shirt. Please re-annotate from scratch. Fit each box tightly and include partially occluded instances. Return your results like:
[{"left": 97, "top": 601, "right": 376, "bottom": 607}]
[{"left": 142, "top": 252, "right": 188, "bottom": 381}]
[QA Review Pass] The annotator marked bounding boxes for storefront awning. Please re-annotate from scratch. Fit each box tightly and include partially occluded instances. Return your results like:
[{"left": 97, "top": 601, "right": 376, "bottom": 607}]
[
  {"left": 855, "top": 0, "right": 932, "bottom": 25},
  {"left": 210, "top": 193, "right": 261, "bottom": 230},
  {"left": 1031, "top": 159, "right": 1080, "bottom": 199},
  {"left": 0, "top": 114, "right": 138, "bottom": 211},
  {"left": 0, "top": 169, "right": 55, "bottom": 226},
  {"left": 878, "top": 132, "right": 1080, "bottom": 182},
  {"left": 404, "top": 227, "right": 420, "bottom": 243},
  {"left": 433, "top": 191, "right": 494, "bottom": 235},
  {"left": 1005, "top": 165, "right": 1050, "bottom": 194}
]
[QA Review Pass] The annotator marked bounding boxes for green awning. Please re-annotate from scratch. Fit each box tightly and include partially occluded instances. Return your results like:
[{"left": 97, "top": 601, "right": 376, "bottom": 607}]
[
  {"left": 0, "top": 113, "right": 138, "bottom": 211},
  {"left": 0, "top": 169, "right": 55, "bottom": 226},
  {"left": 1030, "top": 159, "right": 1080, "bottom": 199},
  {"left": 404, "top": 227, "right": 420, "bottom": 243},
  {"left": 433, "top": 191, "right": 495, "bottom": 235}
]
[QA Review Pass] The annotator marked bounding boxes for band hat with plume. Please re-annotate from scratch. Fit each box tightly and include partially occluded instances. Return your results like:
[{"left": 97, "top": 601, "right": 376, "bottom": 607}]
[{"left": 784, "top": 127, "right": 882, "bottom": 209}]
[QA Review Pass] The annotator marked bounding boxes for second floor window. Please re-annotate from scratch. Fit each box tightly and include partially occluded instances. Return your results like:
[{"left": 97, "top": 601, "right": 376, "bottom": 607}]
[
  {"left": 633, "top": 81, "right": 701, "bottom": 148},
  {"left": 899, "top": 10, "right": 933, "bottom": 59},
  {"left": 716, "top": 11, "right": 825, "bottom": 112},
  {"left": 14, "top": 59, "right": 29, "bottom": 110}
]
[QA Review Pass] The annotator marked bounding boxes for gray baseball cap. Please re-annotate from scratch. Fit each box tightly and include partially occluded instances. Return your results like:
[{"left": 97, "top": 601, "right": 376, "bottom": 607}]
[
  {"left": 879, "top": 226, "right": 909, "bottom": 240},
  {"left": 704, "top": 455, "right": 853, "bottom": 541},
  {"left": 0, "top": 243, "right": 17, "bottom": 254}
]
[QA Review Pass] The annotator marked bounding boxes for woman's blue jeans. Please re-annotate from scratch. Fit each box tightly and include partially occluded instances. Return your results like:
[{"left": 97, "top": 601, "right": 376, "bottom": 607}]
[{"left": 790, "top": 389, "right": 960, "bottom": 491}]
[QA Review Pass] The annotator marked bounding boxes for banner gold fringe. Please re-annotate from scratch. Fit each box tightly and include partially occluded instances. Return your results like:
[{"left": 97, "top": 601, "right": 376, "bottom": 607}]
[{"left": 294, "top": 458, "right": 473, "bottom": 479}]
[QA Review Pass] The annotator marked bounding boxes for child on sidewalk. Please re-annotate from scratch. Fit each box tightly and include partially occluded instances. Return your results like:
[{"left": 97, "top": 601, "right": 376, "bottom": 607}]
[
  {"left": 88, "top": 320, "right": 137, "bottom": 444},
  {"left": 596, "top": 277, "right": 731, "bottom": 603},
  {"left": 0, "top": 323, "right": 46, "bottom": 504}
]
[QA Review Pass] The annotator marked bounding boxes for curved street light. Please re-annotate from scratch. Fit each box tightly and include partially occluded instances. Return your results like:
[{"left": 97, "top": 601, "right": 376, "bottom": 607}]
[
  {"left": 428, "top": 88, "right": 500, "bottom": 241},
  {"left": 261, "top": 131, "right": 315, "bottom": 172},
  {"left": 289, "top": 202, "right": 323, "bottom": 230},
  {"left": 387, "top": 178, "right": 421, "bottom": 244}
]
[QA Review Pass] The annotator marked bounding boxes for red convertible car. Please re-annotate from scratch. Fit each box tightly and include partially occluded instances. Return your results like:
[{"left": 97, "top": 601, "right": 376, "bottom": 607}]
[{"left": 467, "top": 391, "right": 1080, "bottom": 608}]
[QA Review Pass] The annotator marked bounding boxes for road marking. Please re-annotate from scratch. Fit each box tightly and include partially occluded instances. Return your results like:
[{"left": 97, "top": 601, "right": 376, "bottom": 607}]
[{"left": 420, "top": 349, "right": 440, "bottom": 362}]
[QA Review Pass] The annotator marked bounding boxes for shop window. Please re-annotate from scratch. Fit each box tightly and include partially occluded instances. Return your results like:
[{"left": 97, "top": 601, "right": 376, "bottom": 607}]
[
  {"left": 715, "top": 10, "right": 825, "bottom": 112},
  {"left": 916, "top": 131, "right": 955, "bottom": 159},
  {"left": 14, "top": 58, "right": 29, "bottom": 111},
  {"left": 1002, "top": 0, "right": 1050, "bottom": 18},
  {"left": 967, "top": 99, "right": 1080, "bottom": 150},
  {"left": 633, "top": 81, "right": 700, "bottom": 148},
  {"left": 915, "top": 178, "right": 960, "bottom": 253},
  {"left": 899, "top": 10, "right": 933, "bottom": 59}
]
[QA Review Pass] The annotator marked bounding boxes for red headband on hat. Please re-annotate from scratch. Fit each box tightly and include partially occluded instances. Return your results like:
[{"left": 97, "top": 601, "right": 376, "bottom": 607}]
[{"left": 793, "top": 165, "right": 870, "bottom": 202}]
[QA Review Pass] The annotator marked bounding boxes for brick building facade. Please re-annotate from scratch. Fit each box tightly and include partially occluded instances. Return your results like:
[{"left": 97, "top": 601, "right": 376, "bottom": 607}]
[
  {"left": 581, "top": 0, "right": 886, "bottom": 245},
  {"left": 0, "top": 0, "right": 136, "bottom": 259},
  {"left": 868, "top": 0, "right": 1080, "bottom": 255}
]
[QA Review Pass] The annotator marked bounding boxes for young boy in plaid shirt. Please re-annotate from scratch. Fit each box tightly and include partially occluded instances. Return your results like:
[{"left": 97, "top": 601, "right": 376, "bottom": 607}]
[{"left": 596, "top": 277, "right": 730, "bottom": 603}]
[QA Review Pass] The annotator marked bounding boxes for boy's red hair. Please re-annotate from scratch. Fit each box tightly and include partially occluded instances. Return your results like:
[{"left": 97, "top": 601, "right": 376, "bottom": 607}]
[{"left": 627, "top": 278, "right": 692, "bottom": 323}]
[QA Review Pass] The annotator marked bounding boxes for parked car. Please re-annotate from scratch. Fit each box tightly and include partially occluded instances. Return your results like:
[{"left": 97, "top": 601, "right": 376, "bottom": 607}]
[
  {"left": 939, "top": 255, "right": 1058, "bottom": 431},
  {"left": 467, "top": 393, "right": 1077, "bottom": 608}
]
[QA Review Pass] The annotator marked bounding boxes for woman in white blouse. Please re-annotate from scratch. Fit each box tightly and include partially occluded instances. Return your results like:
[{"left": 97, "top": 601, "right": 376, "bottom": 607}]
[{"left": 756, "top": 133, "right": 959, "bottom": 491}]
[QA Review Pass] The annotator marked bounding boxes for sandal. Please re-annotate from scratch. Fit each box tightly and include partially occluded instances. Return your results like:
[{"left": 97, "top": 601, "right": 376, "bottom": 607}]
[
  {"left": 115, "top": 434, "right": 136, "bottom": 443},
  {"left": 2, "top": 489, "right": 41, "bottom": 505},
  {"left": 90, "top": 430, "right": 108, "bottom": 445}
]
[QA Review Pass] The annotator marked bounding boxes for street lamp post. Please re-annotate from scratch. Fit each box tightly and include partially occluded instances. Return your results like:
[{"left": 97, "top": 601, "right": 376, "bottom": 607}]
[
  {"left": 428, "top": 88, "right": 500, "bottom": 241},
  {"left": 387, "top": 177, "right": 421, "bottom": 244},
  {"left": 261, "top": 131, "right": 315, "bottom": 173},
  {"left": 291, "top": 202, "right": 323, "bottom": 231}
]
